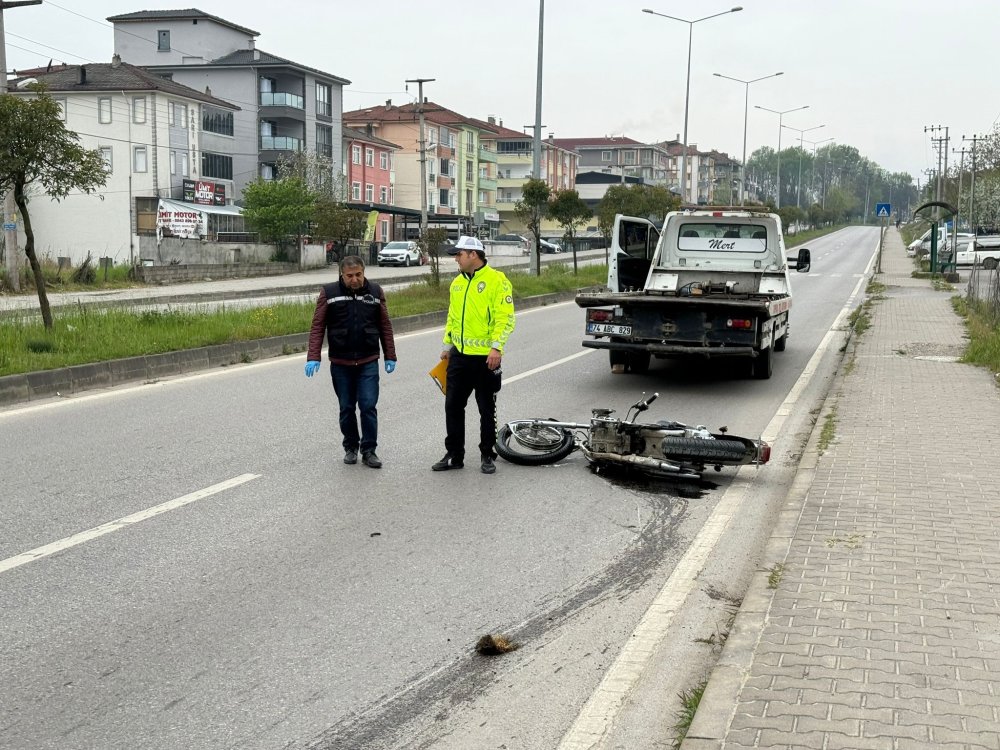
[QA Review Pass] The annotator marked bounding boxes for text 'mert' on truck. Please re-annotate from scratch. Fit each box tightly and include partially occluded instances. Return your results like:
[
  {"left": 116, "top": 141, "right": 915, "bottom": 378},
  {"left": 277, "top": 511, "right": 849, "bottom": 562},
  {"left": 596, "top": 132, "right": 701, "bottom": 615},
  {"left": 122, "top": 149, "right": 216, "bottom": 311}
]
[{"left": 575, "top": 208, "right": 811, "bottom": 380}]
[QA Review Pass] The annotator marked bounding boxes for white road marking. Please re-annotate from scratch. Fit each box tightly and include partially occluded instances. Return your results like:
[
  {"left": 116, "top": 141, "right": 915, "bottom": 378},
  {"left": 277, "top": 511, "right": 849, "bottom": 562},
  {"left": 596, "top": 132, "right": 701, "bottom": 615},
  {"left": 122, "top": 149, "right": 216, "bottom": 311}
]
[
  {"left": 557, "top": 244, "right": 877, "bottom": 749},
  {"left": 505, "top": 349, "right": 594, "bottom": 384},
  {"left": 0, "top": 473, "right": 260, "bottom": 575}
]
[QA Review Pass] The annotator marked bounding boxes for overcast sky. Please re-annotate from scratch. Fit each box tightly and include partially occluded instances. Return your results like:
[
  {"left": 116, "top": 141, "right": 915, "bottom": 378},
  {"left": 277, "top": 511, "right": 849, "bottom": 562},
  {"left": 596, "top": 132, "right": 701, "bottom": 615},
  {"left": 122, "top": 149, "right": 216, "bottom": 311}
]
[{"left": 5, "top": 0, "right": 997, "bottom": 187}]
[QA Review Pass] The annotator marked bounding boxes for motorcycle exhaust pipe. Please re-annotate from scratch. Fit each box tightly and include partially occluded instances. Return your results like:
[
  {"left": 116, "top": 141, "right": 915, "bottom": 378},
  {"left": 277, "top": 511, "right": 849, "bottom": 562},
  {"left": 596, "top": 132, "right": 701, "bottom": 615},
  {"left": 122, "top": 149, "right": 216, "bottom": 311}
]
[{"left": 582, "top": 449, "right": 687, "bottom": 474}]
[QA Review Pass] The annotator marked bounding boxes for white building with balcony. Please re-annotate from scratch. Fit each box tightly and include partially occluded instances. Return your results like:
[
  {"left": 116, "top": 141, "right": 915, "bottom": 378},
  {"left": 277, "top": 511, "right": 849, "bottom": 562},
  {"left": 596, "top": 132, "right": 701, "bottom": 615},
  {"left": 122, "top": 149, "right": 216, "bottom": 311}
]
[
  {"left": 10, "top": 58, "right": 239, "bottom": 265},
  {"left": 108, "top": 8, "right": 350, "bottom": 202}
]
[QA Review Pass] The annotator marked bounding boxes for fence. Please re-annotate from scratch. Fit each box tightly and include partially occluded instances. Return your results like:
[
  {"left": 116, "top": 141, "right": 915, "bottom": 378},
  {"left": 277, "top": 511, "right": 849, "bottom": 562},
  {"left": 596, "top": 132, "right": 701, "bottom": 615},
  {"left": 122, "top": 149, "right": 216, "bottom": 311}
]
[{"left": 966, "top": 261, "right": 1000, "bottom": 318}]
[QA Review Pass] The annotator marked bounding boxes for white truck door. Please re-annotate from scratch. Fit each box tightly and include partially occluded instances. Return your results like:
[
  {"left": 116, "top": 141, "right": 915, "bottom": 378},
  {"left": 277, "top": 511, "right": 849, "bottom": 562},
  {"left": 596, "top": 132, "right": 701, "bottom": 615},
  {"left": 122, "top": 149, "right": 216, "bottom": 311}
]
[{"left": 608, "top": 214, "right": 660, "bottom": 292}]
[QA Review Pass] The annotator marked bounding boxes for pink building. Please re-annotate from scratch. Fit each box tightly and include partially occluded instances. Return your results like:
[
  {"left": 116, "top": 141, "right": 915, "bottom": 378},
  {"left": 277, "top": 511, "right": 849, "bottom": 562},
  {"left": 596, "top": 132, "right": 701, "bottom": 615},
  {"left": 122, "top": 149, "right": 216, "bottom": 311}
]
[{"left": 343, "top": 126, "right": 401, "bottom": 243}]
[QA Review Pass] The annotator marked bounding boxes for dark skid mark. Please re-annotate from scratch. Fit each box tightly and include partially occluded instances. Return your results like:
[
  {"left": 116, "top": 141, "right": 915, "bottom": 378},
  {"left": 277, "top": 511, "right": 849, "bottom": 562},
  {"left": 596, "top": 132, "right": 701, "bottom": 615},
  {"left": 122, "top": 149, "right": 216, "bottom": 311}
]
[{"left": 300, "top": 486, "right": 704, "bottom": 750}]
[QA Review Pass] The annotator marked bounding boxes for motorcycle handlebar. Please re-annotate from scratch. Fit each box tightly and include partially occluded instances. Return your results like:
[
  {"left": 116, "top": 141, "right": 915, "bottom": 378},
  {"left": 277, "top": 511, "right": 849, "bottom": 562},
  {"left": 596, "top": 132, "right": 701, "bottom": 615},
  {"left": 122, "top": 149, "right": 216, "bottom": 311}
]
[{"left": 636, "top": 392, "right": 659, "bottom": 412}]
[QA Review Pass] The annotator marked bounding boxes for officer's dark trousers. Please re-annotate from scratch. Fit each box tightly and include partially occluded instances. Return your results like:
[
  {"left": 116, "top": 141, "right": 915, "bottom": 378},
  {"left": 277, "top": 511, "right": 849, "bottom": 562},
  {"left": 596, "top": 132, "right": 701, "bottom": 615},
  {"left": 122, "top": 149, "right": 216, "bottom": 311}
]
[{"left": 444, "top": 348, "right": 501, "bottom": 460}]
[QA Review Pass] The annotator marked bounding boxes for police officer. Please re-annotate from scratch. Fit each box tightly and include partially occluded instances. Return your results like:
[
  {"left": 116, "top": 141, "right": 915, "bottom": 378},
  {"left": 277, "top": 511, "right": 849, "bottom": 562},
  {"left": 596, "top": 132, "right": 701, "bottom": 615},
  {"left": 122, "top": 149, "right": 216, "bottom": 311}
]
[{"left": 432, "top": 236, "right": 515, "bottom": 474}]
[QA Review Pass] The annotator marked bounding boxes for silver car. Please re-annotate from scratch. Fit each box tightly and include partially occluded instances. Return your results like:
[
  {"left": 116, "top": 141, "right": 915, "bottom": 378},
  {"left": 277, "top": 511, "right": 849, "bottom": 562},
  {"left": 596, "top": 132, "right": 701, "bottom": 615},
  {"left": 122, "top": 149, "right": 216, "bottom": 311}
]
[{"left": 377, "top": 240, "right": 421, "bottom": 267}]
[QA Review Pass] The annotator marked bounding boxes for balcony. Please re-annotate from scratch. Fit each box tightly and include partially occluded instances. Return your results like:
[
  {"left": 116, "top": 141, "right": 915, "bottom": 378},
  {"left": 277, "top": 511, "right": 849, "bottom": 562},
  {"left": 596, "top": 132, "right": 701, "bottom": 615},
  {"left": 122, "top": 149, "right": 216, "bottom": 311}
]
[
  {"left": 479, "top": 177, "right": 497, "bottom": 191},
  {"left": 477, "top": 146, "right": 498, "bottom": 163},
  {"left": 261, "top": 136, "right": 302, "bottom": 151},
  {"left": 260, "top": 92, "right": 304, "bottom": 109}
]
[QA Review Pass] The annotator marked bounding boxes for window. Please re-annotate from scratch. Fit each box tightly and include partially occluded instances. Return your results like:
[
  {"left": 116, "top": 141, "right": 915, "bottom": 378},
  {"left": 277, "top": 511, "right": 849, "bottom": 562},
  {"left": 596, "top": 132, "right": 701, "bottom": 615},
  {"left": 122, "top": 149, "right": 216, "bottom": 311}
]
[
  {"left": 54, "top": 98, "right": 66, "bottom": 121},
  {"left": 260, "top": 163, "right": 275, "bottom": 181},
  {"left": 352, "top": 145, "right": 361, "bottom": 164},
  {"left": 379, "top": 151, "right": 388, "bottom": 170},
  {"left": 315, "top": 83, "right": 331, "bottom": 117},
  {"left": 479, "top": 190, "right": 486, "bottom": 203},
  {"left": 168, "top": 101, "right": 187, "bottom": 128},
  {"left": 427, "top": 127, "right": 437, "bottom": 147},
  {"left": 440, "top": 188, "right": 449, "bottom": 206},
  {"left": 380, "top": 219, "right": 389, "bottom": 242},
  {"left": 316, "top": 125, "right": 332, "bottom": 158},
  {"left": 132, "top": 96, "right": 146, "bottom": 124},
  {"left": 466, "top": 189, "right": 472, "bottom": 208},
  {"left": 623, "top": 150, "right": 636, "bottom": 165},
  {"left": 601, "top": 150, "right": 612, "bottom": 161},
  {"left": 351, "top": 181, "right": 361, "bottom": 200},
  {"left": 202, "top": 106, "right": 233, "bottom": 136},
  {"left": 158, "top": 30, "right": 170, "bottom": 51},
  {"left": 379, "top": 186, "right": 388, "bottom": 203},
  {"left": 99, "top": 146, "right": 112, "bottom": 173},
  {"left": 201, "top": 152, "right": 233, "bottom": 180},
  {"left": 365, "top": 147, "right": 374, "bottom": 167},
  {"left": 180, "top": 150, "right": 189, "bottom": 177},
  {"left": 448, "top": 132, "right": 456, "bottom": 150},
  {"left": 98, "top": 97, "right": 112, "bottom": 124},
  {"left": 466, "top": 132, "right": 474, "bottom": 151},
  {"left": 169, "top": 150, "right": 176, "bottom": 175},
  {"left": 440, "top": 158, "right": 449, "bottom": 176},
  {"left": 365, "top": 183, "right": 374, "bottom": 202},
  {"left": 133, "top": 146, "right": 148, "bottom": 173},
  {"left": 466, "top": 161, "right": 473, "bottom": 181}
]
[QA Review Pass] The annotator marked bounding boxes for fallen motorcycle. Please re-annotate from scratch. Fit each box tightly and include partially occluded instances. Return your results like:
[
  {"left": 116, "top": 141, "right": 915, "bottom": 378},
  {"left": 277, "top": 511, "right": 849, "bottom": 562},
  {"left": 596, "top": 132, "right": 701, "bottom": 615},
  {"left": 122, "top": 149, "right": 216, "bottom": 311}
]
[{"left": 496, "top": 392, "right": 769, "bottom": 480}]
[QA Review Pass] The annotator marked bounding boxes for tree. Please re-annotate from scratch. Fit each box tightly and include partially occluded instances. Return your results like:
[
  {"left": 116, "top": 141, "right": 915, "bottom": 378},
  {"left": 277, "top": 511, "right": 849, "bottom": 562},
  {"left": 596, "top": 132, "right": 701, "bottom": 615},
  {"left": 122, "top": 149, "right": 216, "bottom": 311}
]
[
  {"left": 418, "top": 227, "right": 449, "bottom": 288},
  {"left": 0, "top": 88, "right": 108, "bottom": 330},
  {"left": 276, "top": 150, "right": 343, "bottom": 200},
  {"left": 241, "top": 177, "right": 315, "bottom": 249},
  {"left": 313, "top": 200, "right": 368, "bottom": 250},
  {"left": 514, "top": 178, "right": 551, "bottom": 276},
  {"left": 547, "top": 189, "right": 592, "bottom": 273}
]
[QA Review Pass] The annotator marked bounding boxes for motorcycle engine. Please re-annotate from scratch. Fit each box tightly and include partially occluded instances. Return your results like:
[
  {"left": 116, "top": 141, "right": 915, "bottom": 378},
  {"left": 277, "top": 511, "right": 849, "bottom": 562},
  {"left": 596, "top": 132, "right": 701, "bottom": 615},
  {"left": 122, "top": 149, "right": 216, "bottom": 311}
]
[{"left": 588, "top": 416, "right": 630, "bottom": 454}]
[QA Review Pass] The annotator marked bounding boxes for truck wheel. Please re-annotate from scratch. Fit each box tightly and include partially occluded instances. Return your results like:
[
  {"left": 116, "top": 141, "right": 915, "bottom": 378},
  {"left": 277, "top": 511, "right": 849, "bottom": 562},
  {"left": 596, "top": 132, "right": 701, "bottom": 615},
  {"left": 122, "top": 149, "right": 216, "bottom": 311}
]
[
  {"left": 984, "top": 257, "right": 998, "bottom": 270},
  {"left": 774, "top": 334, "right": 787, "bottom": 352},
  {"left": 627, "top": 351, "right": 651, "bottom": 373},
  {"left": 752, "top": 347, "right": 773, "bottom": 379}
]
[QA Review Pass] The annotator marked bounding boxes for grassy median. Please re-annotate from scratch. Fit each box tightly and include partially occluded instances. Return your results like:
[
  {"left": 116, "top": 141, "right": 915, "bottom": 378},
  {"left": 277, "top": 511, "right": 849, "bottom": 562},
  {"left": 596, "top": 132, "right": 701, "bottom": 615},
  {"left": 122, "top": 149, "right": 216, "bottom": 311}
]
[{"left": 0, "top": 263, "right": 607, "bottom": 377}]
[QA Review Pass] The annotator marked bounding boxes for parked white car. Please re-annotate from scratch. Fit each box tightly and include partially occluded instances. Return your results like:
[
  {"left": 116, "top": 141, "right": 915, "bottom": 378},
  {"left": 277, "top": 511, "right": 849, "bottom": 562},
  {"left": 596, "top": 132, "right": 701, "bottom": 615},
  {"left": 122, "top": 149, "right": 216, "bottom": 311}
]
[{"left": 377, "top": 240, "right": 422, "bottom": 267}]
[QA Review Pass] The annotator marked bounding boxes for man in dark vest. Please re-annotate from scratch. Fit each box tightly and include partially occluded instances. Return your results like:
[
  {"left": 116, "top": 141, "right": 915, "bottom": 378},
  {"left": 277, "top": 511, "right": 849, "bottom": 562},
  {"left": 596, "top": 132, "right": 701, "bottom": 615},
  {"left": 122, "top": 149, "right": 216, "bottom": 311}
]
[{"left": 305, "top": 255, "right": 397, "bottom": 468}]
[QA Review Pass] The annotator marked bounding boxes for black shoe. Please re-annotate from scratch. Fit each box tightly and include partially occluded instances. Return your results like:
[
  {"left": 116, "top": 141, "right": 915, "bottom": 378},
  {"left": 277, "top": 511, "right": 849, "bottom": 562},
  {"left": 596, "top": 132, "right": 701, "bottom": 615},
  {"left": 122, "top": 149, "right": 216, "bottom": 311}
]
[
  {"left": 432, "top": 453, "right": 464, "bottom": 471},
  {"left": 362, "top": 451, "right": 382, "bottom": 469},
  {"left": 344, "top": 449, "right": 358, "bottom": 465},
  {"left": 481, "top": 456, "right": 496, "bottom": 475}
]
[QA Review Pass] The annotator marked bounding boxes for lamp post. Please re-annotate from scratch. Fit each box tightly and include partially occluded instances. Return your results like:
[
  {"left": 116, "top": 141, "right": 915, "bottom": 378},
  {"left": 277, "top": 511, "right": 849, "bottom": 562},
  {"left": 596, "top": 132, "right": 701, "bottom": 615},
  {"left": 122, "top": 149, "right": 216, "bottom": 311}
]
[
  {"left": 713, "top": 70, "right": 783, "bottom": 205},
  {"left": 781, "top": 123, "right": 825, "bottom": 208},
  {"left": 642, "top": 5, "right": 743, "bottom": 204},
  {"left": 754, "top": 104, "right": 808, "bottom": 209},
  {"left": 804, "top": 136, "right": 833, "bottom": 198}
]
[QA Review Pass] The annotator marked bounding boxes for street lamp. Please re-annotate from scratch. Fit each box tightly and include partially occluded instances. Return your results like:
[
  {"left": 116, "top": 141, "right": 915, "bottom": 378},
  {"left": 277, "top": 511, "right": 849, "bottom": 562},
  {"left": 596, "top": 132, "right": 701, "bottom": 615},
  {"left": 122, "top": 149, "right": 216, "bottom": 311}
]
[
  {"left": 643, "top": 5, "right": 743, "bottom": 204},
  {"left": 781, "top": 122, "right": 825, "bottom": 208},
  {"left": 713, "top": 70, "right": 783, "bottom": 205},
  {"left": 804, "top": 136, "right": 834, "bottom": 197},
  {"left": 754, "top": 104, "right": 808, "bottom": 209}
]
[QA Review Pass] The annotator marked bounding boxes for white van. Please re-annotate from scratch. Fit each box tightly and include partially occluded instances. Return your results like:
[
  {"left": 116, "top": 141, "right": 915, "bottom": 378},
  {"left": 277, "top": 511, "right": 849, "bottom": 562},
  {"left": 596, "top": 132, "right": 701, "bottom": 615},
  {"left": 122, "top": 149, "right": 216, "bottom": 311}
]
[{"left": 907, "top": 226, "right": 951, "bottom": 257}]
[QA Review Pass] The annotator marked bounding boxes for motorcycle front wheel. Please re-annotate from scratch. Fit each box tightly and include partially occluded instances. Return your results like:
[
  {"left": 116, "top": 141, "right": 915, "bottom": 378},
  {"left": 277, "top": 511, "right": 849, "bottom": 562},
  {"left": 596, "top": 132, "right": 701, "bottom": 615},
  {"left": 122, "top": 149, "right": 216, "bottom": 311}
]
[{"left": 496, "top": 421, "right": 576, "bottom": 465}]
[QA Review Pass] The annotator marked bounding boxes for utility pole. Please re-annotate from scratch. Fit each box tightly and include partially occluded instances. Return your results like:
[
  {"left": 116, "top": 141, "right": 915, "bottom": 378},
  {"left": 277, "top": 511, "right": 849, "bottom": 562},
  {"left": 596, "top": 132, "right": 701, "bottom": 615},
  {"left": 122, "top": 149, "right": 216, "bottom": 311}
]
[
  {"left": 965, "top": 134, "right": 982, "bottom": 235},
  {"left": 924, "top": 125, "right": 949, "bottom": 271},
  {"left": 1, "top": 0, "right": 41, "bottom": 292},
  {"left": 531, "top": 0, "right": 544, "bottom": 180},
  {"left": 405, "top": 78, "right": 434, "bottom": 241}
]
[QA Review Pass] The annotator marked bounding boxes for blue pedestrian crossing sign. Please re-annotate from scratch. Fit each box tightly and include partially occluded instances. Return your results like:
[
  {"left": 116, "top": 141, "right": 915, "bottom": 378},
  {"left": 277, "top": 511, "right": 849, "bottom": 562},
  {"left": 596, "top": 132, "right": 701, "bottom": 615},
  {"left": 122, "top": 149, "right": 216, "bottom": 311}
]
[{"left": 875, "top": 203, "right": 891, "bottom": 218}]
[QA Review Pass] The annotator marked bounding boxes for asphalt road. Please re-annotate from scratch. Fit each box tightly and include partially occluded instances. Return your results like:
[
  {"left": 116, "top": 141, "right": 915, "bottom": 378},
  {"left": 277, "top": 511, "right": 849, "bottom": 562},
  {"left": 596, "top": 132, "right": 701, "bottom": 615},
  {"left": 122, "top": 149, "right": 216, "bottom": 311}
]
[{"left": 0, "top": 227, "right": 880, "bottom": 749}]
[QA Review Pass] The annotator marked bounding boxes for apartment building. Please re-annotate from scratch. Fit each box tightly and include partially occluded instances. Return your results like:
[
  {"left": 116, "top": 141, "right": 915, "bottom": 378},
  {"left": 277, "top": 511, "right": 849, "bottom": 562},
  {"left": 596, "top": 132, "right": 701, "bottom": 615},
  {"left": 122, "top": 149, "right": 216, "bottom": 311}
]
[
  {"left": 342, "top": 127, "right": 402, "bottom": 244},
  {"left": 10, "top": 59, "right": 239, "bottom": 265},
  {"left": 342, "top": 101, "right": 499, "bottom": 238},
  {"left": 551, "top": 137, "right": 669, "bottom": 186},
  {"left": 107, "top": 9, "right": 349, "bottom": 202}
]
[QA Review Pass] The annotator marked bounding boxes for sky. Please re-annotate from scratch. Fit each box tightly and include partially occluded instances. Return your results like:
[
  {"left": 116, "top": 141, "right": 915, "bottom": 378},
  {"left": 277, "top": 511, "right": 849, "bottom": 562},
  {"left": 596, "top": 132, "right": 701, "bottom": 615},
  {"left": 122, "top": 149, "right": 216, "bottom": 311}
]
[{"left": 4, "top": 0, "right": 998, "bottom": 188}]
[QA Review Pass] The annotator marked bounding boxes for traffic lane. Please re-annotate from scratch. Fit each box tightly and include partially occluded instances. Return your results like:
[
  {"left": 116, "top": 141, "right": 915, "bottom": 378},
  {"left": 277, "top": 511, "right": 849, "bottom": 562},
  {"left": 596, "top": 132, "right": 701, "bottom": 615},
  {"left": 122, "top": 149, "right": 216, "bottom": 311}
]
[{"left": 1, "top": 313, "right": 686, "bottom": 748}]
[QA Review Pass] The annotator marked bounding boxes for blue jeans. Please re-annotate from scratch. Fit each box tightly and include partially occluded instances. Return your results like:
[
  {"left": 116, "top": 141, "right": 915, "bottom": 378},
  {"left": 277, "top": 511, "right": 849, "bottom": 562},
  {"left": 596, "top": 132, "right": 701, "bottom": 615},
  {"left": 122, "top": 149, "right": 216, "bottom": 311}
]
[{"left": 330, "top": 360, "right": 379, "bottom": 453}]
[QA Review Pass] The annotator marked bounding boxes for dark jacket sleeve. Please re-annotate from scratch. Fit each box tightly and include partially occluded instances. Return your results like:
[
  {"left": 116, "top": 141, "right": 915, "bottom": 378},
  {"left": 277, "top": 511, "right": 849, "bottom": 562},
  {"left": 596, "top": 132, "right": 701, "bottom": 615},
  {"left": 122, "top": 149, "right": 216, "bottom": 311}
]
[
  {"left": 307, "top": 288, "right": 328, "bottom": 361},
  {"left": 374, "top": 284, "right": 397, "bottom": 361}
]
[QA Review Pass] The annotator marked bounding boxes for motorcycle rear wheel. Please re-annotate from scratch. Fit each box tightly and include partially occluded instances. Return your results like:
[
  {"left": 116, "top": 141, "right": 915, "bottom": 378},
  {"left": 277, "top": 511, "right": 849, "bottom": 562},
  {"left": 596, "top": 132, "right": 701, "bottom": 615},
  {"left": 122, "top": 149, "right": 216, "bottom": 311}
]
[
  {"left": 660, "top": 436, "right": 754, "bottom": 464},
  {"left": 496, "top": 421, "right": 576, "bottom": 465}
]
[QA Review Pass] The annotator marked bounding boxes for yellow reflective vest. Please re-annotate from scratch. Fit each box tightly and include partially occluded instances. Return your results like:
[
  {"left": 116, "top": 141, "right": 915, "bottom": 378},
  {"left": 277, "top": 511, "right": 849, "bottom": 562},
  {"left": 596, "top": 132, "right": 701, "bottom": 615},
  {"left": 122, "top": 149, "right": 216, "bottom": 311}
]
[{"left": 443, "top": 263, "right": 515, "bottom": 355}]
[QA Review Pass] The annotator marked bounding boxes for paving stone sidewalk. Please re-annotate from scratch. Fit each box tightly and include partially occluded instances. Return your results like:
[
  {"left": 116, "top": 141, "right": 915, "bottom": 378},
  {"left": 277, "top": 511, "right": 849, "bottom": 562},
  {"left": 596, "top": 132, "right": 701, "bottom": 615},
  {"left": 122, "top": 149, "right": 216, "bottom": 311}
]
[{"left": 686, "top": 228, "right": 1000, "bottom": 749}]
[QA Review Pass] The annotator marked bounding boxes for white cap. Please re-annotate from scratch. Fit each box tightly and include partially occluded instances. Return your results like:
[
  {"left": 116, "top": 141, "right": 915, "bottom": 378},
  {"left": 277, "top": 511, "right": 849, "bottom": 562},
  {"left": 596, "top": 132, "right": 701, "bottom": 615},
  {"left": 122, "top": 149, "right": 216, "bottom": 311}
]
[{"left": 448, "top": 235, "right": 485, "bottom": 255}]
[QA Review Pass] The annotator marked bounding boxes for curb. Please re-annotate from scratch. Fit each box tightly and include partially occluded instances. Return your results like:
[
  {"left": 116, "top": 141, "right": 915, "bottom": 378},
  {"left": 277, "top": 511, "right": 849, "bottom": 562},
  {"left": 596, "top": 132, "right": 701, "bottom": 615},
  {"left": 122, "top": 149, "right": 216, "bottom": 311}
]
[
  {"left": 682, "top": 291, "right": 866, "bottom": 749},
  {"left": 0, "top": 289, "right": 583, "bottom": 408}
]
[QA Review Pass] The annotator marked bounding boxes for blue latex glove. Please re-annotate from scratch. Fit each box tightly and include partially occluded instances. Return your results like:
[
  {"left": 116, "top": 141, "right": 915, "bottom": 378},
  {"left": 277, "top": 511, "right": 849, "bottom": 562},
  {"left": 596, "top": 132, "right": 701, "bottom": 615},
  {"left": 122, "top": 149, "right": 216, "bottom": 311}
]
[
  {"left": 304, "top": 361, "right": 321, "bottom": 377},
  {"left": 384, "top": 360, "right": 396, "bottom": 374}
]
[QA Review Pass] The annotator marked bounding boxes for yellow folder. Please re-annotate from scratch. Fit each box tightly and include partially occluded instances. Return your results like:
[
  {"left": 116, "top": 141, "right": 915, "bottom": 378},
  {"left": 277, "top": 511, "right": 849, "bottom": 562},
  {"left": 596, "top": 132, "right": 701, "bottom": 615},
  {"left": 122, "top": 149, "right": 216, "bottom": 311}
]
[{"left": 428, "top": 358, "right": 448, "bottom": 395}]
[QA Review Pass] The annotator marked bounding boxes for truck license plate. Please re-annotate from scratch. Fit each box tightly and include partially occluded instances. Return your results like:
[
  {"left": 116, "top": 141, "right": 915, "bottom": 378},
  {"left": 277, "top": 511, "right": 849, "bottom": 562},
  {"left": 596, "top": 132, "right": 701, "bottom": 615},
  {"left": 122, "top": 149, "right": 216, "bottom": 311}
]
[{"left": 587, "top": 323, "right": 632, "bottom": 336}]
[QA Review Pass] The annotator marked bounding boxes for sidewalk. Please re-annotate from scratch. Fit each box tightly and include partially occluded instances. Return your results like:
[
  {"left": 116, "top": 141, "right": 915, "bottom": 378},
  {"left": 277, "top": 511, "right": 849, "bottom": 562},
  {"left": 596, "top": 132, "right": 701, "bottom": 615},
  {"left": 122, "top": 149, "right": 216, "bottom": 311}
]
[
  {"left": 0, "top": 248, "right": 603, "bottom": 313},
  {"left": 685, "top": 229, "right": 1000, "bottom": 748}
]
